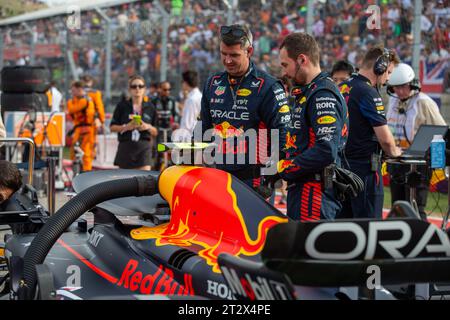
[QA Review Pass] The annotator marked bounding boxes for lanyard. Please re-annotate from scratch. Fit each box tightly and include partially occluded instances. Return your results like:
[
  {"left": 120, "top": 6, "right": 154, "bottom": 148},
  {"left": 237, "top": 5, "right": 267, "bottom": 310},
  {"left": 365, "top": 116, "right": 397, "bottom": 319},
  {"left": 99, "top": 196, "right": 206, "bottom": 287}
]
[
  {"left": 133, "top": 105, "right": 142, "bottom": 115},
  {"left": 228, "top": 67, "right": 252, "bottom": 108}
]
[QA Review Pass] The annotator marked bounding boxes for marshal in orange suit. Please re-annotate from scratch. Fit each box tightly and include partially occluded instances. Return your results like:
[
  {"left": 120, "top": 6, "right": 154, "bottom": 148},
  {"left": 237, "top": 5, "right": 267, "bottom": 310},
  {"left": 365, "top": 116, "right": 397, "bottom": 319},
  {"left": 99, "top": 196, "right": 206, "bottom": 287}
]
[
  {"left": 67, "top": 81, "right": 96, "bottom": 171},
  {"left": 82, "top": 75, "right": 106, "bottom": 160}
]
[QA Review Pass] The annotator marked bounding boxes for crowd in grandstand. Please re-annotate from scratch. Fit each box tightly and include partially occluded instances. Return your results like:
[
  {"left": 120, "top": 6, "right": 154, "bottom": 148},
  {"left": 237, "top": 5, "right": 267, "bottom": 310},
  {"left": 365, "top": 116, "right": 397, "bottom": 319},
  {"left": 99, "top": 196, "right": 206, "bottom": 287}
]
[{"left": 1, "top": 0, "right": 449, "bottom": 102}]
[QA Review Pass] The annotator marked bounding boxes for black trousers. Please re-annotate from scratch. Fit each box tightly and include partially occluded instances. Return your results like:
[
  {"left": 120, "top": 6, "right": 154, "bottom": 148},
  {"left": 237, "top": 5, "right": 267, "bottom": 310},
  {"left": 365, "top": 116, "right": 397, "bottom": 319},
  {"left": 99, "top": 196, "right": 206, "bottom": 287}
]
[{"left": 338, "top": 159, "right": 384, "bottom": 219}]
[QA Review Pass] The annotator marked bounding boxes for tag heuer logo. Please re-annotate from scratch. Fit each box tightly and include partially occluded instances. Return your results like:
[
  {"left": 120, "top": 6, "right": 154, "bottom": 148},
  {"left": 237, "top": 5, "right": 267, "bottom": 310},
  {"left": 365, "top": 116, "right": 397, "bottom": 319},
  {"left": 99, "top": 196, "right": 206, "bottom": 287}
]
[{"left": 215, "top": 86, "right": 226, "bottom": 96}]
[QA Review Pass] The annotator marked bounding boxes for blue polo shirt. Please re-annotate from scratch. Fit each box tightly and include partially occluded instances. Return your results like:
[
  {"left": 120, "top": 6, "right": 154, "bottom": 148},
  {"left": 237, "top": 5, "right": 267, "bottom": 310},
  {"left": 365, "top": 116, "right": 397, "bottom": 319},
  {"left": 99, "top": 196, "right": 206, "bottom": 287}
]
[{"left": 340, "top": 74, "right": 387, "bottom": 160}]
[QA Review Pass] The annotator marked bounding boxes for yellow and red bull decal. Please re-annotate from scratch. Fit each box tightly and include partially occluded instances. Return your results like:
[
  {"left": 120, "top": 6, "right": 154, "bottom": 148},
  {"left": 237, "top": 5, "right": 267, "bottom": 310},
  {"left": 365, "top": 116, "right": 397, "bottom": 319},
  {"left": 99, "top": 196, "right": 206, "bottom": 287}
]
[
  {"left": 339, "top": 83, "right": 352, "bottom": 95},
  {"left": 285, "top": 132, "right": 297, "bottom": 150},
  {"left": 213, "top": 121, "right": 244, "bottom": 138},
  {"left": 130, "top": 166, "right": 287, "bottom": 273},
  {"left": 277, "top": 159, "right": 295, "bottom": 173}
]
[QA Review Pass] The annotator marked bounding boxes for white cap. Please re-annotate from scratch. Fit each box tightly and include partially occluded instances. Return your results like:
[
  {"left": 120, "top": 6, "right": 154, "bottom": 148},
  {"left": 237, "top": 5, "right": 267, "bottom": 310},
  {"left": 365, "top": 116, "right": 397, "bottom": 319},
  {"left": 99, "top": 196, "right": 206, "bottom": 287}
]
[{"left": 433, "top": 134, "right": 444, "bottom": 140}]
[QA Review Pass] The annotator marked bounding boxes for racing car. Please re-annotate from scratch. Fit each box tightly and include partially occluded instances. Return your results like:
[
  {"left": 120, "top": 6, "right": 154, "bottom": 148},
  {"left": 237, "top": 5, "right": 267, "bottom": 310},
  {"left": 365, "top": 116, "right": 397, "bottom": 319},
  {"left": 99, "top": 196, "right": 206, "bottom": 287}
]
[{"left": 1, "top": 149, "right": 450, "bottom": 300}]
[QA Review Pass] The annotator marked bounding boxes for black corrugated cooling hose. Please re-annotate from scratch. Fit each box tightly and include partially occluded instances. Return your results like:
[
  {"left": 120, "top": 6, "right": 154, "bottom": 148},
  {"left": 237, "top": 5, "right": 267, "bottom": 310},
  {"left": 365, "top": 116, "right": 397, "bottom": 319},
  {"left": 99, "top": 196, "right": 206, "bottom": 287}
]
[{"left": 20, "top": 175, "right": 158, "bottom": 300}]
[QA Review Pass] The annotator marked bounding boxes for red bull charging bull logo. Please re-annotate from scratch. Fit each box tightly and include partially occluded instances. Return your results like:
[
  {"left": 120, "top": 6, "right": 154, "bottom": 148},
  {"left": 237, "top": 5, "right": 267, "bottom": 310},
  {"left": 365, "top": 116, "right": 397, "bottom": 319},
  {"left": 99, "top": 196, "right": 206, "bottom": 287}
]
[
  {"left": 130, "top": 166, "right": 287, "bottom": 273},
  {"left": 213, "top": 121, "right": 245, "bottom": 138},
  {"left": 277, "top": 159, "right": 295, "bottom": 173},
  {"left": 339, "top": 84, "right": 352, "bottom": 95},
  {"left": 285, "top": 132, "right": 297, "bottom": 150}
]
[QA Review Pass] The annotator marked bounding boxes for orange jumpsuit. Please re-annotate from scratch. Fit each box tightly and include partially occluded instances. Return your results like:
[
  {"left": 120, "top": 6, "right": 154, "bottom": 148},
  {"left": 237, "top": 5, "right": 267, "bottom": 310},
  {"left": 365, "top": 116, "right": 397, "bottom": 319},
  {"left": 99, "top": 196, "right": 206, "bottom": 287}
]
[
  {"left": 86, "top": 88, "right": 105, "bottom": 159},
  {"left": 67, "top": 96, "right": 96, "bottom": 171}
]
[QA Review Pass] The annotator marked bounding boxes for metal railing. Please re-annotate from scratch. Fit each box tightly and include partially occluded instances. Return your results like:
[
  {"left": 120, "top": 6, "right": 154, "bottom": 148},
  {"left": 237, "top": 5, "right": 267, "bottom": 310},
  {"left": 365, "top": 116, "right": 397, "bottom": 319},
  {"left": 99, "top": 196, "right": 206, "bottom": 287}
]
[
  {"left": 0, "top": 137, "right": 58, "bottom": 215},
  {"left": 0, "top": 137, "right": 35, "bottom": 185}
]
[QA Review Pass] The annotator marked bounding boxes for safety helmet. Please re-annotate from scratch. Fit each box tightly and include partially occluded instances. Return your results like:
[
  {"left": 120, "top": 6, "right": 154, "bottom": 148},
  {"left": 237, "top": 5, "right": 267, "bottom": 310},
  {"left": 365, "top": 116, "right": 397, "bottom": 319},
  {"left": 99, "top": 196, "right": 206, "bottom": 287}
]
[
  {"left": 387, "top": 63, "right": 421, "bottom": 94},
  {"left": 388, "top": 63, "right": 415, "bottom": 86}
]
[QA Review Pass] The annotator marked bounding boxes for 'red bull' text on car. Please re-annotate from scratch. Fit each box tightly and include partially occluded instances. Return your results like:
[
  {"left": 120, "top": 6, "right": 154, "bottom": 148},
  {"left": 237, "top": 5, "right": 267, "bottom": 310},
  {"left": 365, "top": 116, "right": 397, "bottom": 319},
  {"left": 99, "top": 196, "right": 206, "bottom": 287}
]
[{"left": 2, "top": 164, "right": 450, "bottom": 300}]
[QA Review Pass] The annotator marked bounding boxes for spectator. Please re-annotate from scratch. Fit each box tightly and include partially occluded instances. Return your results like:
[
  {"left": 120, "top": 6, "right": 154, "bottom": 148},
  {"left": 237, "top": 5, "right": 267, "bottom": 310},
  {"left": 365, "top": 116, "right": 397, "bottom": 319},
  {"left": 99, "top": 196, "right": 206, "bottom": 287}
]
[{"left": 2, "top": 0, "right": 447, "bottom": 104}]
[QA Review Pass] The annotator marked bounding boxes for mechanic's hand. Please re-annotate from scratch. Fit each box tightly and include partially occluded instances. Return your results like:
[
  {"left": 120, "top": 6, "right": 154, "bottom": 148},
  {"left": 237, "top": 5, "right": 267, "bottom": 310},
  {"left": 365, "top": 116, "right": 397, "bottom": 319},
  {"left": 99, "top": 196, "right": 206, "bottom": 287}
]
[
  {"left": 391, "top": 146, "right": 403, "bottom": 158},
  {"left": 262, "top": 173, "right": 281, "bottom": 189}
]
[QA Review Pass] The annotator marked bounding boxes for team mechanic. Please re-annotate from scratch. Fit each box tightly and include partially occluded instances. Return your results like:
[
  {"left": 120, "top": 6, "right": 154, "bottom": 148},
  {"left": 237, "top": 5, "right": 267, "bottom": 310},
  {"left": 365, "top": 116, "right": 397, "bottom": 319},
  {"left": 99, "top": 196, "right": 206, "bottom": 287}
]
[
  {"left": 278, "top": 32, "right": 349, "bottom": 221},
  {"left": 338, "top": 46, "right": 402, "bottom": 219},
  {"left": 201, "top": 24, "right": 290, "bottom": 189}
]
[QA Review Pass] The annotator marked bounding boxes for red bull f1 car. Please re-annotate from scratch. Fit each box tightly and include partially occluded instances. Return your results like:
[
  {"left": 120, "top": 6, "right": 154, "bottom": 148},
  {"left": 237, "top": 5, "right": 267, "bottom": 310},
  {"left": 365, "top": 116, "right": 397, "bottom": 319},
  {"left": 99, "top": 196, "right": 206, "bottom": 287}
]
[{"left": 1, "top": 165, "right": 450, "bottom": 300}]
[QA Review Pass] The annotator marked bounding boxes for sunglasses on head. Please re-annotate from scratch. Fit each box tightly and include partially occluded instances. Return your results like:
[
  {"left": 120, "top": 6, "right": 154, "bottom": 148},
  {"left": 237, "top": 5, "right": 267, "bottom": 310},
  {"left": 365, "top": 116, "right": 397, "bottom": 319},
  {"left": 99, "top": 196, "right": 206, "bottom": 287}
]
[
  {"left": 220, "top": 25, "right": 250, "bottom": 42},
  {"left": 130, "top": 84, "right": 145, "bottom": 89}
]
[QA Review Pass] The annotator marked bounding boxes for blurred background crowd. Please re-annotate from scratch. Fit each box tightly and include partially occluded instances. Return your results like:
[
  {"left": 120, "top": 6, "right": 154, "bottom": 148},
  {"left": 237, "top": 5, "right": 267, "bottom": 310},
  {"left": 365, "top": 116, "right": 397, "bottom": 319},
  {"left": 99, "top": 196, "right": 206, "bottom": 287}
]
[{"left": 1, "top": 0, "right": 449, "bottom": 111}]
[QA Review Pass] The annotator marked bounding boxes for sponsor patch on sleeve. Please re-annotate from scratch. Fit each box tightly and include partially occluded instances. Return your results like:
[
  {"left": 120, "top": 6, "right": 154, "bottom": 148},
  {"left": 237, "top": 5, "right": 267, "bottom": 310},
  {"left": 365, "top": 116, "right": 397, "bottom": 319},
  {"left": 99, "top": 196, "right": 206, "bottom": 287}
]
[
  {"left": 279, "top": 105, "right": 290, "bottom": 113},
  {"left": 317, "top": 116, "right": 336, "bottom": 125}
]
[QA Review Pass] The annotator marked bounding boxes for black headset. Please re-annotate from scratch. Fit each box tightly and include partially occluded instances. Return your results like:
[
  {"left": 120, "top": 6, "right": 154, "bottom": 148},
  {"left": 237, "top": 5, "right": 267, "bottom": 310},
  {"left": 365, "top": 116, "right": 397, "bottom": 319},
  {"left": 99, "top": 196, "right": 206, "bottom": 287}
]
[
  {"left": 409, "top": 78, "right": 421, "bottom": 91},
  {"left": 373, "top": 48, "right": 392, "bottom": 76}
]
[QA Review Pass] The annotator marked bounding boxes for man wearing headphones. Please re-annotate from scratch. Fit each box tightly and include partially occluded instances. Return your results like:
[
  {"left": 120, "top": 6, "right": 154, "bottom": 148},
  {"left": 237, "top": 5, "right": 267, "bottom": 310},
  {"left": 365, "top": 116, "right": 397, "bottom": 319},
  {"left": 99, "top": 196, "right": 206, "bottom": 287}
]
[
  {"left": 338, "top": 46, "right": 402, "bottom": 219},
  {"left": 386, "top": 63, "right": 446, "bottom": 219}
]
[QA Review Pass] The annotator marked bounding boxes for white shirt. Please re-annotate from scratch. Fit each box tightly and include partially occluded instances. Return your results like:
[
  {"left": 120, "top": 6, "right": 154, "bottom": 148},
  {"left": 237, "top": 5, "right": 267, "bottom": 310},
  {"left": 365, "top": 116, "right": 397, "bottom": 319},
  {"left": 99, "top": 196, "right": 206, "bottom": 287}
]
[
  {"left": 176, "top": 87, "right": 202, "bottom": 142},
  {"left": 51, "top": 86, "right": 63, "bottom": 113},
  {"left": 387, "top": 92, "right": 446, "bottom": 148},
  {"left": 312, "top": 20, "right": 324, "bottom": 37},
  {"left": 387, "top": 8, "right": 400, "bottom": 21},
  {"left": 347, "top": 50, "right": 357, "bottom": 65},
  {"left": 402, "top": 0, "right": 412, "bottom": 8},
  {"left": 0, "top": 109, "right": 5, "bottom": 138},
  {"left": 421, "top": 15, "right": 432, "bottom": 32}
]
